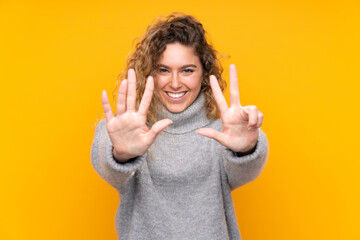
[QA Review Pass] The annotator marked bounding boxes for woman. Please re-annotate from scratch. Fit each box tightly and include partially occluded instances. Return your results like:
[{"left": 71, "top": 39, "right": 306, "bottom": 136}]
[{"left": 91, "top": 12, "right": 269, "bottom": 240}]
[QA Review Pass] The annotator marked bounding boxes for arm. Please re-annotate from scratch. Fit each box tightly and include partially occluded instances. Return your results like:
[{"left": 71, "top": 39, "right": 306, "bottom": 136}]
[
  {"left": 222, "top": 128, "right": 269, "bottom": 191},
  {"left": 90, "top": 119, "right": 146, "bottom": 192},
  {"left": 197, "top": 64, "right": 269, "bottom": 190}
]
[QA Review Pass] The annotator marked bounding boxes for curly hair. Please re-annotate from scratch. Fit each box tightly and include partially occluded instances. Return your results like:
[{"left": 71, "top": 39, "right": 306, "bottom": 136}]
[{"left": 109, "top": 12, "right": 227, "bottom": 125}]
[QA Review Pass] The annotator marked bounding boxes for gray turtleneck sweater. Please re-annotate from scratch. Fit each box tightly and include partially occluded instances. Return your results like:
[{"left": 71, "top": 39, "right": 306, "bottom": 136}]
[{"left": 90, "top": 93, "right": 269, "bottom": 240}]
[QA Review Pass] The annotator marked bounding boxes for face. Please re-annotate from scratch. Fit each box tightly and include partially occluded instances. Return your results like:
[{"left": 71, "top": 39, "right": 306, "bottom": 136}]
[{"left": 155, "top": 42, "right": 203, "bottom": 113}]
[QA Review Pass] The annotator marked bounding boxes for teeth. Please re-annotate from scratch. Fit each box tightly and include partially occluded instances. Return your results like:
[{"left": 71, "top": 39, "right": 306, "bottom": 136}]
[{"left": 167, "top": 92, "right": 186, "bottom": 98}]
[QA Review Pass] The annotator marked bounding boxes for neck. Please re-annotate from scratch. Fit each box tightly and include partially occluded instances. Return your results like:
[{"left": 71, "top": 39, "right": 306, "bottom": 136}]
[{"left": 157, "top": 92, "right": 211, "bottom": 134}]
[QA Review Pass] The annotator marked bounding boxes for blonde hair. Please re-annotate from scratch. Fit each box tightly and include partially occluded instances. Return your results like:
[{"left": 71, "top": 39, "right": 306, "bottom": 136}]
[{"left": 96, "top": 12, "right": 227, "bottom": 127}]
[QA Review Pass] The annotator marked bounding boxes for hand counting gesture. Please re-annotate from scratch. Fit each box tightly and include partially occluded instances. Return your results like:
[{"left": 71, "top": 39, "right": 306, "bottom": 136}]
[
  {"left": 101, "top": 69, "right": 172, "bottom": 162},
  {"left": 197, "top": 64, "right": 263, "bottom": 153}
]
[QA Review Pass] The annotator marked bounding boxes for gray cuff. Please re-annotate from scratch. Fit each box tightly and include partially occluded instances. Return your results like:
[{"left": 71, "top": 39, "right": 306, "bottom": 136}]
[{"left": 224, "top": 129, "right": 268, "bottom": 164}]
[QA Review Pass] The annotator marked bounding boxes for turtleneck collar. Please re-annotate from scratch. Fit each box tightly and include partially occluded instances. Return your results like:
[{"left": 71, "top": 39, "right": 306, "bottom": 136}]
[{"left": 157, "top": 92, "right": 212, "bottom": 135}]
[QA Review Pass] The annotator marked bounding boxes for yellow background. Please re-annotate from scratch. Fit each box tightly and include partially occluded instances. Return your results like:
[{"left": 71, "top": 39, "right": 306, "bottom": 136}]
[{"left": 1, "top": 0, "right": 359, "bottom": 239}]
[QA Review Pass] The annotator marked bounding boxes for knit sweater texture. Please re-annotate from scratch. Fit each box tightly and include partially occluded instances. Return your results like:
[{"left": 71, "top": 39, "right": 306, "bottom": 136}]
[{"left": 90, "top": 93, "right": 269, "bottom": 240}]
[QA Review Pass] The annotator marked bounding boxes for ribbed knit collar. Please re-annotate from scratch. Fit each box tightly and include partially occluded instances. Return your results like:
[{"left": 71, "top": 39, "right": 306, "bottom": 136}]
[{"left": 158, "top": 92, "right": 212, "bottom": 135}]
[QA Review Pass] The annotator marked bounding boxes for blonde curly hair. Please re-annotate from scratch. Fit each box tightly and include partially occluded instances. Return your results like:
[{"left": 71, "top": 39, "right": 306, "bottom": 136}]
[{"left": 99, "top": 12, "right": 227, "bottom": 126}]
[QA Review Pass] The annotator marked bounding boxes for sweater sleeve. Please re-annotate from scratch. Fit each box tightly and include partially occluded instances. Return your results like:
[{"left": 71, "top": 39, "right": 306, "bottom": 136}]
[
  {"left": 221, "top": 128, "right": 269, "bottom": 191},
  {"left": 90, "top": 119, "right": 146, "bottom": 192}
]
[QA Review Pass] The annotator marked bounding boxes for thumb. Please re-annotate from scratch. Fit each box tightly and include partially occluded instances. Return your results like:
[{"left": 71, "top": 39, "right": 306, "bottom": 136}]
[
  {"left": 197, "top": 128, "right": 226, "bottom": 145},
  {"left": 145, "top": 119, "right": 173, "bottom": 143}
]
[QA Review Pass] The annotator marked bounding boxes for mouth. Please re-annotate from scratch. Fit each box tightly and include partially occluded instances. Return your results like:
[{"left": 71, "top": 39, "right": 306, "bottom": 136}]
[
  {"left": 166, "top": 91, "right": 187, "bottom": 98},
  {"left": 164, "top": 91, "right": 188, "bottom": 101}
]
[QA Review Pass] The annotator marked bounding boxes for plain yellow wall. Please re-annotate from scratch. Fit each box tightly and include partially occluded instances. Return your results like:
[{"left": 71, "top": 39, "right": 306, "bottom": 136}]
[{"left": 1, "top": 0, "right": 359, "bottom": 239}]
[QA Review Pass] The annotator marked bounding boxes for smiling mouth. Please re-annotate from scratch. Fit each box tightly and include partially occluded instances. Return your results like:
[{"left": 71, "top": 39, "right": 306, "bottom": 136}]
[{"left": 165, "top": 91, "right": 187, "bottom": 99}]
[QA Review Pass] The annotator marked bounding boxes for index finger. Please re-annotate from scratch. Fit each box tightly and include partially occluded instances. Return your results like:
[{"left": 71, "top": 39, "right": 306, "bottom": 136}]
[
  {"left": 229, "top": 64, "right": 241, "bottom": 107},
  {"left": 138, "top": 76, "right": 154, "bottom": 116},
  {"left": 210, "top": 75, "right": 228, "bottom": 116}
]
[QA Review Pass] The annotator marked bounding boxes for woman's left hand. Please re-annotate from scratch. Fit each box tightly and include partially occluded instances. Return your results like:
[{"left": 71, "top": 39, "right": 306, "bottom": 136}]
[{"left": 197, "top": 64, "right": 264, "bottom": 153}]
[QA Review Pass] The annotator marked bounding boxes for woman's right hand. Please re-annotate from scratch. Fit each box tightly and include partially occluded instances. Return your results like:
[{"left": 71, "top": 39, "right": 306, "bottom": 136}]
[{"left": 101, "top": 69, "right": 172, "bottom": 163}]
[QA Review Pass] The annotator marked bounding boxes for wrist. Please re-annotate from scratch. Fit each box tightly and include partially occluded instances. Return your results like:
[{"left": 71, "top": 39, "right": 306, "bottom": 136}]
[
  {"left": 112, "top": 148, "right": 136, "bottom": 163},
  {"left": 232, "top": 142, "right": 257, "bottom": 157}
]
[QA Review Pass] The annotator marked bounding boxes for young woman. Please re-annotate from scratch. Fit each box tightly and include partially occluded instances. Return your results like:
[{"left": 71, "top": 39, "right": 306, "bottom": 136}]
[{"left": 91, "top": 12, "right": 269, "bottom": 240}]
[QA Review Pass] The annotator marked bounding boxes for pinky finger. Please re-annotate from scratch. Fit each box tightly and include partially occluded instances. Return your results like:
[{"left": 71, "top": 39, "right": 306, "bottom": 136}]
[
  {"left": 256, "top": 112, "right": 264, "bottom": 128},
  {"left": 101, "top": 90, "right": 114, "bottom": 123}
]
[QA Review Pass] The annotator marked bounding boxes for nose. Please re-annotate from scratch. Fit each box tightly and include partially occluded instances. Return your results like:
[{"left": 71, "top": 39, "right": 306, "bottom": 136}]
[{"left": 169, "top": 72, "right": 181, "bottom": 90}]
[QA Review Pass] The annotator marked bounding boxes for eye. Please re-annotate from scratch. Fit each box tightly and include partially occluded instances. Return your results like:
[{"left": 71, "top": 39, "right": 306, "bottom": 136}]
[
  {"left": 159, "top": 68, "right": 169, "bottom": 73},
  {"left": 183, "top": 69, "right": 195, "bottom": 73}
]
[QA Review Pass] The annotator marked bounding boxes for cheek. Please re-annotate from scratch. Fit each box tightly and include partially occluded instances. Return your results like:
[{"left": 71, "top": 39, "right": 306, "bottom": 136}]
[
  {"left": 155, "top": 76, "right": 167, "bottom": 89},
  {"left": 188, "top": 75, "right": 202, "bottom": 90}
]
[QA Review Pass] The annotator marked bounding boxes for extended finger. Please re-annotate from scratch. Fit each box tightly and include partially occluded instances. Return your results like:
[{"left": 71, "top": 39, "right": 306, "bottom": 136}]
[
  {"left": 126, "top": 69, "right": 137, "bottom": 112},
  {"left": 116, "top": 79, "right": 128, "bottom": 116},
  {"left": 229, "top": 64, "right": 241, "bottom": 107},
  {"left": 197, "top": 128, "right": 227, "bottom": 146},
  {"left": 146, "top": 119, "right": 173, "bottom": 143},
  {"left": 101, "top": 90, "right": 114, "bottom": 123},
  {"left": 210, "top": 75, "right": 228, "bottom": 116},
  {"left": 138, "top": 76, "right": 154, "bottom": 116}
]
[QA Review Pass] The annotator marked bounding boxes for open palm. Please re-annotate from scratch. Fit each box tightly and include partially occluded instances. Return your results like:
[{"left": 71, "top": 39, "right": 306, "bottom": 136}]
[
  {"left": 197, "top": 64, "right": 263, "bottom": 153},
  {"left": 101, "top": 69, "right": 172, "bottom": 162}
]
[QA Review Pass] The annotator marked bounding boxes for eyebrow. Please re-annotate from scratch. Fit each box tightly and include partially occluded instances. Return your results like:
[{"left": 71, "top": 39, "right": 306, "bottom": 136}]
[{"left": 158, "top": 64, "right": 197, "bottom": 69}]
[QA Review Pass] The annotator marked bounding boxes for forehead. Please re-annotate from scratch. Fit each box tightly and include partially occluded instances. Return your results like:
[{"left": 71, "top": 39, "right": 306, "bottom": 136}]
[{"left": 158, "top": 43, "right": 200, "bottom": 66}]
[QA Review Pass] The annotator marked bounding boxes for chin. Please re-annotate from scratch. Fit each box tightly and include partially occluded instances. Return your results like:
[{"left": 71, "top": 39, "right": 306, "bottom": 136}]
[{"left": 165, "top": 104, "right": 187, "bottom": 113}]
